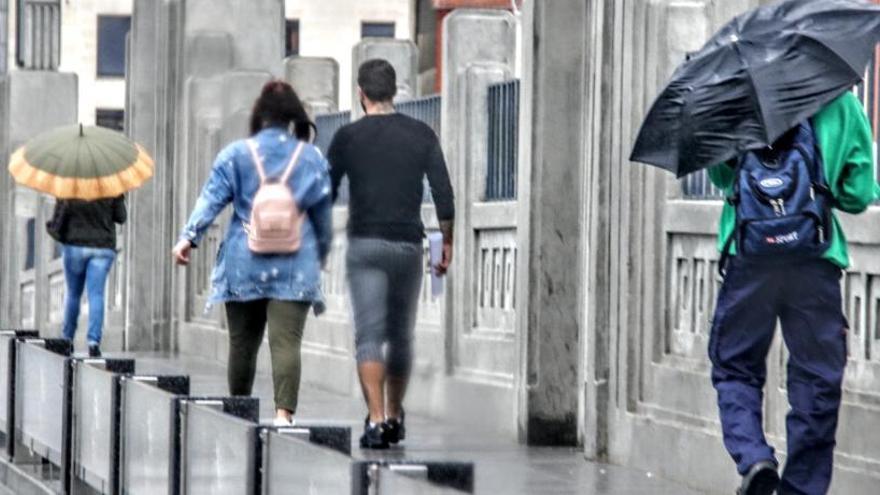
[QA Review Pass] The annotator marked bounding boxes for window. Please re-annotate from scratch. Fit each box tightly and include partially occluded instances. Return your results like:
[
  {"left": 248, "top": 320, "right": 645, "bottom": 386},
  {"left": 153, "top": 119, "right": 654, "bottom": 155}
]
[
  {"left": 361, "top": 22, "right": 395, "bottom": 39},
  {"left": 285, "top": 19, "right": 300, "bottom": 57},
  {"left": 97, "top": 15, "right": 131, "bottom": 77},
  {"left": 96, "top": 109, "right": 125, "bottom": 132}
]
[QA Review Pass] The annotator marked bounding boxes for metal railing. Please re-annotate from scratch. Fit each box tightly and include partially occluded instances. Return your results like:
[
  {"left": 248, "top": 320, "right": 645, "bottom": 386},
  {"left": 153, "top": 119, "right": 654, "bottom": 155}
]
[
  {"left": 15, "top": 339, "right": 70, "bottom": 465},
  {"left": 1, "top": 340, "right": 478, "bottom": 495},
  {"left": 314, "top": 110, "right": 352, "bottom": 204},
  {"left": 368, "top": 465, "right": 470, "bottom": 494},
  {"left": 397, "top": 94, "right": 442, "bottom": 137},
  {"left": 313, "top": 110, "right": 351, "bottom": 156},
  {"left": 71, "top": 359, "right": 134, "bottom": 495},
  {"left": 181, "top": 400, "right": 260, "bottom": 494},
  {"left": 120, "top": 376, "right": 190, "bottom": 495},
  {"left": 353, "top": 461, "right": 474, "bottom": 494},
  {"left": 261, "top": 428, "right": 352, "bottom": 494},
  {"left": 681, "top": 170, "right": 724, "bottom": 199},
  {"left": 486, "top": 79, "right": 520, "bottom": 201},
  {"left": 0, "top": 330, "right": 36, "bottom": 443}
]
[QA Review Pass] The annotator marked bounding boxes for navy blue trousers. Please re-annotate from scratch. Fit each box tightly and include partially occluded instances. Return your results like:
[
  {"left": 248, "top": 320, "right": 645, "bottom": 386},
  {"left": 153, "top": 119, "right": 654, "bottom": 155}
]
[{"left": 709, "top": 258, "right": 847, "bottom": 495}]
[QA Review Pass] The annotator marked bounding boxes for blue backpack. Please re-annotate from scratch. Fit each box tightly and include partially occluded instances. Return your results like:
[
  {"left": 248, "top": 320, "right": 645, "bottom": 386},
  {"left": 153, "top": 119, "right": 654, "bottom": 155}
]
[{"left": 721, "top": 121, "right": 833, "bottom": 272}]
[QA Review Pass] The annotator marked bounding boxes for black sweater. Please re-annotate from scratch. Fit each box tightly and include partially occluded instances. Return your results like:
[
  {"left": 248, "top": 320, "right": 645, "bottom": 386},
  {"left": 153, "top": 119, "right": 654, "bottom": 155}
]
[
  {"left": 327, "top": 113, "right": 455, "bottom": 243},
  {"left": 51, "top": 196, "right": 126, "bottom": 249}
]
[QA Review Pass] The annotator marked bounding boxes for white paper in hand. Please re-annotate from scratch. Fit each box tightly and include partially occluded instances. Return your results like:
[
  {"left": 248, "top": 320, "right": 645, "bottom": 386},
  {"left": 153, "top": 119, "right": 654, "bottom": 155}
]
[{"left": 428, "top": 232, "right": 444, "bottom": 298}]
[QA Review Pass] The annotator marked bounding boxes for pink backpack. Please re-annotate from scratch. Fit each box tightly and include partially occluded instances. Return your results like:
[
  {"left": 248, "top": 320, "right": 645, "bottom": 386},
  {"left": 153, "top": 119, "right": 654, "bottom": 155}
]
[{"left": 244, "top": 139, "right": 305, "bottom": 254}]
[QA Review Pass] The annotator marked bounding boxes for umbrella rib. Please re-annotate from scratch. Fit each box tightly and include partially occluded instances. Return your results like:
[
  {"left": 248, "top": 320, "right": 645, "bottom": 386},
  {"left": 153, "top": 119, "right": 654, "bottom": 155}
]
[
  {"left": 105, "top": 139, "right": 136, "bottom": 166},
  {"left": 736, "top": 43, "right": 772, "bottom": 146},
  {"left": 83, "top": 138, "right": 100, "bottom": 194},
  {"left": 29, "top": 136, "right": 71, "bottom": 177}
]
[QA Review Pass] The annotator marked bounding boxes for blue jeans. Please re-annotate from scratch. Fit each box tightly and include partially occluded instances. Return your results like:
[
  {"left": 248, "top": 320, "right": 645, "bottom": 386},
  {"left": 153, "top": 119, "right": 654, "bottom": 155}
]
[
  {"left": 710, "top": 258, "right": 847, "bottom": 495},
  {"left": 61, "top": 245, "right": 116, "bottom": 346}
]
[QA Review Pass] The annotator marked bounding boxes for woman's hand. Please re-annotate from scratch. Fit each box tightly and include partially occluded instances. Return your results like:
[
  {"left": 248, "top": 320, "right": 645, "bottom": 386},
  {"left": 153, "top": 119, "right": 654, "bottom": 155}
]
[{"left": 172, "top": 239, "right": 193, "bottom": 266}]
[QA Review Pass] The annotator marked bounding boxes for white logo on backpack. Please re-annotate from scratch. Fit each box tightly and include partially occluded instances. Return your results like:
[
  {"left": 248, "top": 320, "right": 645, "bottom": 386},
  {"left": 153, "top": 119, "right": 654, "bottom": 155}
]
[{"left": 245, "top": 139, "right": 305, "bottom": 254}]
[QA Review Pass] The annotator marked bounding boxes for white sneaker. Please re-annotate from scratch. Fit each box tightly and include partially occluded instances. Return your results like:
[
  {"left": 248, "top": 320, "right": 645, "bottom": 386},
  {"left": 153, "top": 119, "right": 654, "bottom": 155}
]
[{"left": 273, "top": 417, "right": 296, "bottom": 427}]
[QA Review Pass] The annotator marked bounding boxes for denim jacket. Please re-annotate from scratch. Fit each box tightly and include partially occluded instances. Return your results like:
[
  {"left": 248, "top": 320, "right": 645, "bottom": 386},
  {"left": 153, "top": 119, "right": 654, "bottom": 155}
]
[{"left": 180, "top": 127, "right": 332, "bottom": 308}]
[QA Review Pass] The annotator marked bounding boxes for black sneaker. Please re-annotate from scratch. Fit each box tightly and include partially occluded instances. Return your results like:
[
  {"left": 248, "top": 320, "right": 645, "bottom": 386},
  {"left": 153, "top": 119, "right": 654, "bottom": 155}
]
[
  {"left": 384, "top": 410, "right": 406, "bottom": 444},
  {"left": 737, "top": 461, "right": 779, "bottom": 495},
  {"left": 88, "top": 345, "right": 102, "bottom": 358},
  {"left": 360, "top": 417, "right": 389, "bottom": 449}
]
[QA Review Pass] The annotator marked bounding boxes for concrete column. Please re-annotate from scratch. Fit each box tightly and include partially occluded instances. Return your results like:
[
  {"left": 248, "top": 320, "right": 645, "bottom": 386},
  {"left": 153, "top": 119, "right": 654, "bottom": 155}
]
[
  {"left": 440, "top": 7, "right": 516, "bottom": 388},
  {"left": 350, "top": 38, "right": 419, "bottom": 119},
  {"left": 514, "top": 0, "right": 588, "bottom": 446},
  {"left": 126, "top": 0, "right": 284, "bottom": 351},
  {"left": 284, "top": 57, "right": 340, "bottom": 118},
  {"left": 0, "top": 72, "right": 78, "bottom": 329},
  {"left": 124, "top": 0, "right": 184, "bottom": 351}
]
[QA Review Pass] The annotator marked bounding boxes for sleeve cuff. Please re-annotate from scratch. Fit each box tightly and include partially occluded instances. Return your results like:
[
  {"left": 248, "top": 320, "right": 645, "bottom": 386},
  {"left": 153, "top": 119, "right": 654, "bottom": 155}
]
[{"left": 181, "top": 230, "right": 200, "bottom": 249}]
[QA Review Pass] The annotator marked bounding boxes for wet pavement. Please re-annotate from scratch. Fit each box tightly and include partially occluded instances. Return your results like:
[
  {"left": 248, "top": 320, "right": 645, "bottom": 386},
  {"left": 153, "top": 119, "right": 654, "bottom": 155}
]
[{"left": 129, "top": 352, "right": 704, "bottom": 495}]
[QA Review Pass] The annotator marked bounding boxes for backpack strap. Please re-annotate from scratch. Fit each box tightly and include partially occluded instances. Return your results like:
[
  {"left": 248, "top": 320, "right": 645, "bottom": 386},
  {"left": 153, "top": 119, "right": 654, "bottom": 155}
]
[
  {"left": 280, "top": 142, "right": 305, "bottom": 184},
  {"left": 245, "top": 139, "right": 268, "bottom": 184}
]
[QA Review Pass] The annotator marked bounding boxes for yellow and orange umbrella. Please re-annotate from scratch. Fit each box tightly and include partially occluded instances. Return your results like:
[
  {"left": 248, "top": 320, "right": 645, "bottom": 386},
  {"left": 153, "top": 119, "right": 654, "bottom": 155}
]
[{"left": 8, "top": 124, "right": 154, "bottom": 200}]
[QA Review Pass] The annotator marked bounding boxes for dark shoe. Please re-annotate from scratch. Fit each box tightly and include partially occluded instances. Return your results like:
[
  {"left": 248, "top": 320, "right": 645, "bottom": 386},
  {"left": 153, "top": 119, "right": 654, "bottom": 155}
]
[
  {"left": 384, "top": 410, "right": 406, "bottom": 444},
  {"left": 88, "top": 345, "right": 102, "bottom": 358},
  {"left": 360, "top": 417, "right": 389, "bottom": 449},
  {"left": 737, "top": 461, "right": 779, "bottom": 495}
]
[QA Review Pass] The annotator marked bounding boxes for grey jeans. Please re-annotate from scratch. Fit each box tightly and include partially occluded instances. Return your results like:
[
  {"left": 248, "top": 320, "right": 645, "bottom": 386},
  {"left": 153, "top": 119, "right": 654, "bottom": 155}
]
[{"left": 346, "top": 237, "right": 423, "bottom": 376}]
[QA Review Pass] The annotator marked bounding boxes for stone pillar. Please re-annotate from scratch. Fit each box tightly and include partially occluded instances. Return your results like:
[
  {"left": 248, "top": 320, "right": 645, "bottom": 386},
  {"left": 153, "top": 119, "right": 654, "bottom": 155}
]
[
  {"left": 440, "top": 7, "right": 516, "bottom": 402},
  {"left": 126, "top": 0, "right": 284, "bottom": 352},
  {"left": 0, "top": 0, "right": 8, "bottom": 74},
  {"left": 514, "top": 1, "right": 588, "bottom": 446},
  {"left": 284, "top": 57, "right": 339, "bottom": 118},
  {"left": 124, "top": 0, "right": 183, "bottom": 351},
  {"left": 181, "top": 0, "right": 284, "bottom": 73},
  {"left": 0, "top": 72, "right": 78, "bottom": 330},
  {"left": 351, "top": 38, "right": 419, "bottom": 119}
]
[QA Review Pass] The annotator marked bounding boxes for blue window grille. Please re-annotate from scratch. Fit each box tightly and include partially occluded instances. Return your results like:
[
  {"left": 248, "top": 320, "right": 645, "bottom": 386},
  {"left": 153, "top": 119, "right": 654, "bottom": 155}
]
[{"left": 485, "top": 79, "right": 520, "bottom": 201}]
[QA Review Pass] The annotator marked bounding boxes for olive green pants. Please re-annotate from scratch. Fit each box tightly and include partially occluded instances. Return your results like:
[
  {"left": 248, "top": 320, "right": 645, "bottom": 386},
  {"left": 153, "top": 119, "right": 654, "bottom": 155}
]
[{"left": 225, "top": 299, "right": 309, "bottom": 413}]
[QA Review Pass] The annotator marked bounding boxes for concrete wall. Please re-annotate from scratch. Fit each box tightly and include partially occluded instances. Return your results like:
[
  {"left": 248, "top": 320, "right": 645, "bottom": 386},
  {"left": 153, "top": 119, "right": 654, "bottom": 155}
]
[
  {"left": 559, "top": 0, "right": 880, "bottom": 493},
  {"left": 284, "top": 56, "right": 340, "bottom": 118},
  {"left": 0, "top": 72, "right": 78, "bottom": 334}
]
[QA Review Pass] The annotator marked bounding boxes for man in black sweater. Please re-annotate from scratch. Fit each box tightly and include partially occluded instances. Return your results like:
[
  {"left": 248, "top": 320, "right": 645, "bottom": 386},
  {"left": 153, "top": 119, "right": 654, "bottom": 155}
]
[{"left": 327, "top": 59, "right": 455, "bottom": 449}]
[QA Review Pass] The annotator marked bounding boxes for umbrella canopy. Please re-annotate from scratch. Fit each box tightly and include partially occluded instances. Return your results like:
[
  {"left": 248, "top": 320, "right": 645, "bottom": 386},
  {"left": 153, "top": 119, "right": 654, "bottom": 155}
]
[
  {"left": 8, "top": 124, "right": 154, "bottom": 200},
  {"left": 631, "top": 0, "right": 880, "bottom": 177}
]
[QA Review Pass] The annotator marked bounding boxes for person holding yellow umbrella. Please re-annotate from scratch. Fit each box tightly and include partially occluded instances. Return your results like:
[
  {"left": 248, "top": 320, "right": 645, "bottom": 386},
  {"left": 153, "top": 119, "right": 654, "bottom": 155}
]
[{"left": 8, "top": 124, "right": 154, "bottom": 356}]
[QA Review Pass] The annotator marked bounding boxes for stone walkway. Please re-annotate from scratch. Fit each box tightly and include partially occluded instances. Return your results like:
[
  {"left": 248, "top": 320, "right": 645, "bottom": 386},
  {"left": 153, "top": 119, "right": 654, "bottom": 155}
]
[{"left": 129, "top": 352, "right": 706, "bottom": 495}]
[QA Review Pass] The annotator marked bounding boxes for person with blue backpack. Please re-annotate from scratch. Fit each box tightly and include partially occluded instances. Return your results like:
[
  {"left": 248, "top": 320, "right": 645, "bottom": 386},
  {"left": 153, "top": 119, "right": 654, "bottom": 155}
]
[{"left": 707, "top": 91, "right": 879, "bottom": 495}]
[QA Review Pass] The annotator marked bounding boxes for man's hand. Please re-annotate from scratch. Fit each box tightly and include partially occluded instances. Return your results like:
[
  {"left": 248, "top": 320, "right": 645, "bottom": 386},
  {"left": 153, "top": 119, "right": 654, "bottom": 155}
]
[
  {"left": 434, "top": 241, "right": 453, "bottom": 276},
  {"left": 435, "top": 220, "right": 454, "bottom": 276},
  {"left": 172, "top": 239, "right": 193, "bottom": 266}
]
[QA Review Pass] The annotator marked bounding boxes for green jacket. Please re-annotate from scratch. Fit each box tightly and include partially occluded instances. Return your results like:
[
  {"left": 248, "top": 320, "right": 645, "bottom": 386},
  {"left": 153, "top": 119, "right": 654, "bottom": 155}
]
[{"left": 708, "top": 92, "right": 879, "bottom": 268}]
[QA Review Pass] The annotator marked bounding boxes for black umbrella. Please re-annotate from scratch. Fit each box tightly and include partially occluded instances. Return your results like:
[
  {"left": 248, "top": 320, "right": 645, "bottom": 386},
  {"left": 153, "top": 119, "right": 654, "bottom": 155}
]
[{"left": 631, "top": 0, "right": 880, "bottom": 177}]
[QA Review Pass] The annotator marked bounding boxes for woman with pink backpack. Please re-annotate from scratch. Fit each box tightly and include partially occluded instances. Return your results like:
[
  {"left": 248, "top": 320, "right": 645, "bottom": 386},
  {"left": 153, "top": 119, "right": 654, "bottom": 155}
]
[{"left": 172, "top": 81, "right": 332, "bottom": 426}]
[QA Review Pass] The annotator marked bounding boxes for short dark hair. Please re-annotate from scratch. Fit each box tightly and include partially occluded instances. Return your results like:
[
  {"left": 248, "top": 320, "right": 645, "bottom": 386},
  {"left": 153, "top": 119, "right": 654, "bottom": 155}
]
[
  {"left": 357, "top": 59, "right": 397, "bottom": 103},
  {"left": 249, "top": 80, "right": 315, "bottom": 140}
]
